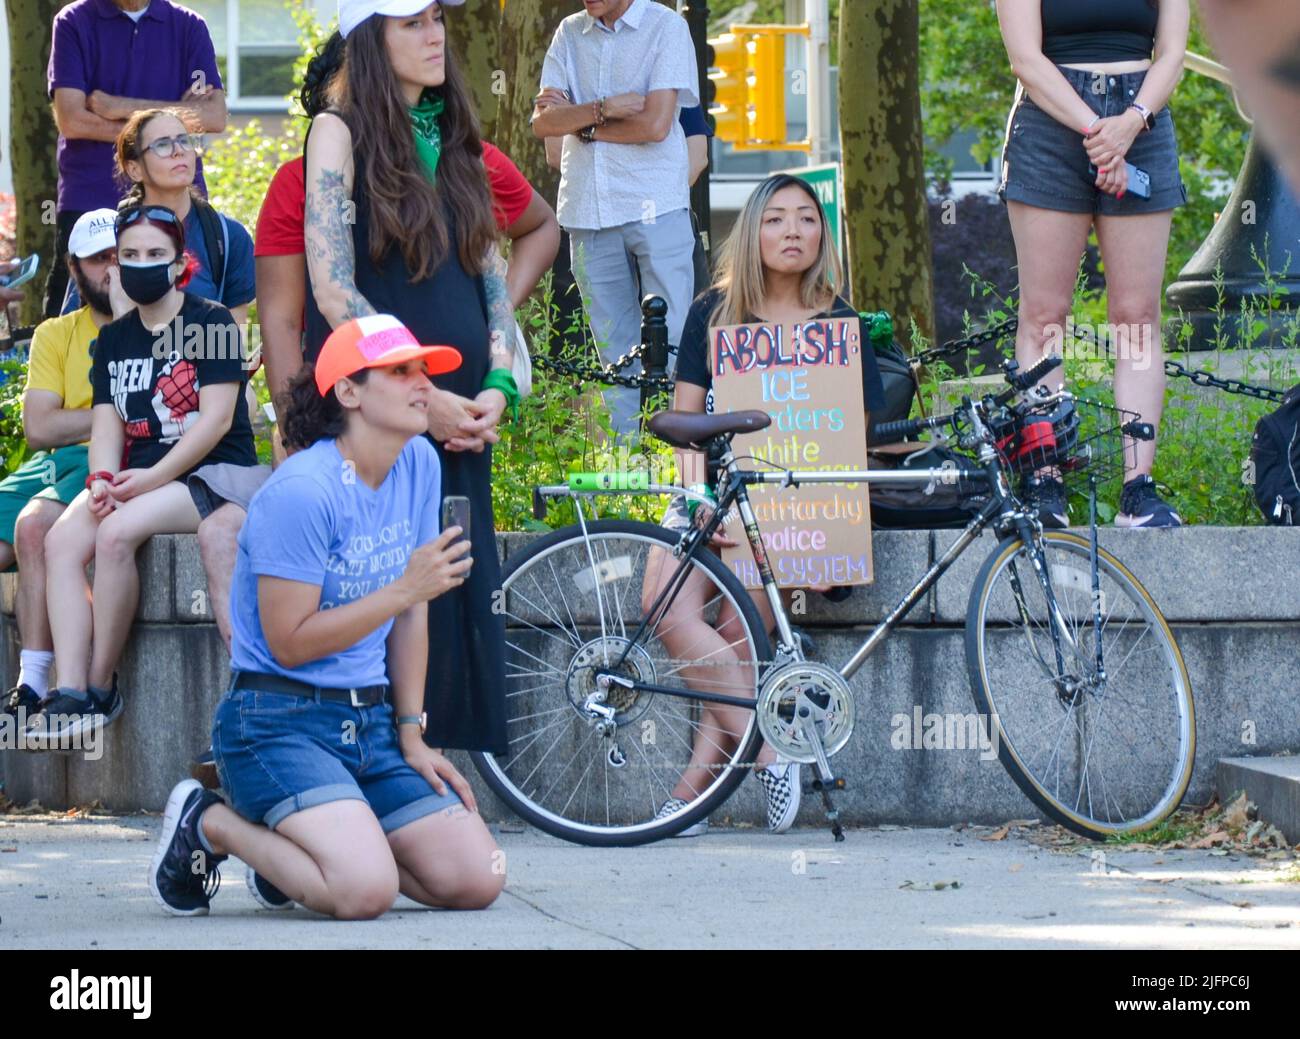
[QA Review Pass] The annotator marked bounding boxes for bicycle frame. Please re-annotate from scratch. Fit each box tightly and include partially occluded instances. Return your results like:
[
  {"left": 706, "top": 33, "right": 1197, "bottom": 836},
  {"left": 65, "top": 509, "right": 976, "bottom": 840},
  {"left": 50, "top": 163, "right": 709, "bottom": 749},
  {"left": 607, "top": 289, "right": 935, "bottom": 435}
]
[{"left": 534, "top": 427, "right": 1096, "bottom": 716}]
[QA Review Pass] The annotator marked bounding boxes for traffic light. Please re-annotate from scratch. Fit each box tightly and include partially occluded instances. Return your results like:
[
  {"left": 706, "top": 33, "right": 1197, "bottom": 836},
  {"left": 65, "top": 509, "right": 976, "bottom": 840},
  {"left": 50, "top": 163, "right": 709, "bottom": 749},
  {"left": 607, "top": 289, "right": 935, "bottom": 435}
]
[
  {"left": 745, "top": 32, "right": 786, "bottom": 146},
  {"left": 707, "top": 25, "right": 800, "bottom": 149},
  {"left": 708, "top": 32, "right": 748, "bottom": 145}
]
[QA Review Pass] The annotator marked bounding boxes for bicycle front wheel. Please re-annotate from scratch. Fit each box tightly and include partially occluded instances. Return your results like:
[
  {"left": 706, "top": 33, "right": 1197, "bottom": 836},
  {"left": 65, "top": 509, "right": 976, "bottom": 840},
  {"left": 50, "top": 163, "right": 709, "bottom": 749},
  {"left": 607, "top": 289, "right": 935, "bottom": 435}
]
[
  {"left": 470, "top": 519, "right": 771, "bottom": 846},
  {"left": 965, "top": 530, "right": 1195, "bottom": 838}
]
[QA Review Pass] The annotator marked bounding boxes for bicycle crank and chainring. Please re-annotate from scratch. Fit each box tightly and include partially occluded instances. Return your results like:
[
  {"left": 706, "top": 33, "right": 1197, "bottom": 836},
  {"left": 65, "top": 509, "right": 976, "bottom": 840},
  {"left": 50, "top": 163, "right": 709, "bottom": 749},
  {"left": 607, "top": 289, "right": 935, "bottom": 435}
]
[{"left": 756, "top": 662, "right": 855, "bottom": 764}]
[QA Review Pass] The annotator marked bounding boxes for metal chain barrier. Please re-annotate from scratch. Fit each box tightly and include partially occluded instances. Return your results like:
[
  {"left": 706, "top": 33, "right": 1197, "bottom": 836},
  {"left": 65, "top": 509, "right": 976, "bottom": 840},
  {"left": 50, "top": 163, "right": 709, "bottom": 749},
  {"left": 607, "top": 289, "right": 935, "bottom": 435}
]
[
  {"left": 533, "top": 340, "right": 678, "bottom": 393},
  {"left": 531, "top": 309, "right": 1288, "bottom": 405},
  {"left": 915, "top": 315, "right": 1287, "bottom": 405}
]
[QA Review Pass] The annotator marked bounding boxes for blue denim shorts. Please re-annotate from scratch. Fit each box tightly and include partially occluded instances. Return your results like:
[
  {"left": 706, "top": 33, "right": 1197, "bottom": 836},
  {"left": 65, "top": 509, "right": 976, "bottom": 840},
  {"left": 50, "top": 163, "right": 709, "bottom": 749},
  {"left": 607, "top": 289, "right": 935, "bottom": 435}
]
[
  {"left": 212, "top": 683, "right": 462, "bottom": 833},
  {"left": 999, "top": 65, "right": 1188, "bottom": 215}
]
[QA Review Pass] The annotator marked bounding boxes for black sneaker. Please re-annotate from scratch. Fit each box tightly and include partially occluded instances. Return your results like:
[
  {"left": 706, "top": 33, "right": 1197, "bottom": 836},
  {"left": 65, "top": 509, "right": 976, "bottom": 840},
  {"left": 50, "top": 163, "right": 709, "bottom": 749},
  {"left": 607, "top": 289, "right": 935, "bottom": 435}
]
[
  {"left": 1116, "top": 475, "right": 1182, "bottom": 528},
  {"left": 149, "top": 779, "right": 228, "bottom": 916},
  {"left": 1021, "top": 474, "right": 1070, "bottom": 528},
  {"left": 246, "top": 869, "right": 294, "bottom": 910},
  {"left": 21, "top": 684, "right": 123, "bottom": 748},
  {"left": 3, "top": 684, "right": 41, "bottom": 719},
  {"left": 191, "top": 746, "right": 221, "bottom": 790}
]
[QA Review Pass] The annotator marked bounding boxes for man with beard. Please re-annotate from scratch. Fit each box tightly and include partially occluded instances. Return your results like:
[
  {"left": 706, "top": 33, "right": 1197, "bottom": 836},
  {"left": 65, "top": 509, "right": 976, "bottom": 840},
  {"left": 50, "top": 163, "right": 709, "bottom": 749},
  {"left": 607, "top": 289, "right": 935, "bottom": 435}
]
[{"left": 0, "top": 210, "right": 121, "bottom": 719}]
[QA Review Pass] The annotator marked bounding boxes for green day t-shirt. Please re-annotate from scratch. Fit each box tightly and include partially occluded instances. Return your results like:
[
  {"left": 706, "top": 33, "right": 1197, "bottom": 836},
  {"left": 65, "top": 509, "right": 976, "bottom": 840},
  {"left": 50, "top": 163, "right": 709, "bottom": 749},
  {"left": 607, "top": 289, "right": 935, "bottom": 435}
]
[
  {"left": 228, "top": 436, "right": 442, "bottom": 688},
  {"left": 90, "top": 294, "right": 256, "bottom": 471}
]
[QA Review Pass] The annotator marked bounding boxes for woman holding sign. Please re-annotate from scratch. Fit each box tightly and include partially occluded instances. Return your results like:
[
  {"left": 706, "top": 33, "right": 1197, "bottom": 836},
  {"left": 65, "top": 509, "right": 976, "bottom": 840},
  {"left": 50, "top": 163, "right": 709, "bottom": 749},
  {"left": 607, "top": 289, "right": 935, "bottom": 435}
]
[{"left": 643, "top": 173, "right": 886, "bottom": 836}]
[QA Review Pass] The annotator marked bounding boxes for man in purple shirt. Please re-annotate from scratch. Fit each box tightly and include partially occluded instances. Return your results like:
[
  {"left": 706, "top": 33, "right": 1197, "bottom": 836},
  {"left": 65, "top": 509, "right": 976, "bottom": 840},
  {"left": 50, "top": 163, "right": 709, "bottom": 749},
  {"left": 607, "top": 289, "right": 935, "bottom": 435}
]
[{"left": 44, "top": 0, "right": 228, "bottom": 318}]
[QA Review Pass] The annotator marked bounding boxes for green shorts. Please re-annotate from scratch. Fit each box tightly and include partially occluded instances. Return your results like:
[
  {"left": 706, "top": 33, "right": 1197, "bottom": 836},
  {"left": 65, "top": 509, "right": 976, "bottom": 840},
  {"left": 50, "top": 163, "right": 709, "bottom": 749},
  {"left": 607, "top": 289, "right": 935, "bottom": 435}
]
[{"left": 0, "top": 444, "right": 89, "bottom": 557}]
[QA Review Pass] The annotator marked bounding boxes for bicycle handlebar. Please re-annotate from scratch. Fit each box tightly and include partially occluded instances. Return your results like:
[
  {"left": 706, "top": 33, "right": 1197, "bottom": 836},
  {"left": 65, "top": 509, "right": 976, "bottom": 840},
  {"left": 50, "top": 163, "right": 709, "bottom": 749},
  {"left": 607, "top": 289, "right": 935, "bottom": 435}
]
[
  {"left": 872, "top": 416, "right": 930, "bottom": 443},
  {"left": 994, "top": 354, "right": 1063, "bottom": 406},
  {"left": 874, "top": 355, "right": 1067, "bottom": 446}
]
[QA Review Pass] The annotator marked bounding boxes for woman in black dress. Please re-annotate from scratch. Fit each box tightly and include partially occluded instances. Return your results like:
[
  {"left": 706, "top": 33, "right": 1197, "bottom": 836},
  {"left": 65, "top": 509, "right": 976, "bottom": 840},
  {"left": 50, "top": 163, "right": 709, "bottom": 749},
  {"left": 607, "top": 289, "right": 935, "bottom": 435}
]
[{"left": 303, "top": 0, "right": 513, "bottom": 756}]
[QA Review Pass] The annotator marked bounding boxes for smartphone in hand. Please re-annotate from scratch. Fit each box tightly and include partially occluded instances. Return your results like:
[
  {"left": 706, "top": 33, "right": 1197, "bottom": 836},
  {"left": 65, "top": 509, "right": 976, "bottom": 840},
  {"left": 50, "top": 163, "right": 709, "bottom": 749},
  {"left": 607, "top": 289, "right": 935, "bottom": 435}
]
[
  {"left": 441, "top": 495, "right": 471, "bottom": 544},
  {"left": 1089, "top": 162, "right": 1151, "bottom": 199},
  {"left": 0, "top": 254, "right": 40, "bottom": 289}
]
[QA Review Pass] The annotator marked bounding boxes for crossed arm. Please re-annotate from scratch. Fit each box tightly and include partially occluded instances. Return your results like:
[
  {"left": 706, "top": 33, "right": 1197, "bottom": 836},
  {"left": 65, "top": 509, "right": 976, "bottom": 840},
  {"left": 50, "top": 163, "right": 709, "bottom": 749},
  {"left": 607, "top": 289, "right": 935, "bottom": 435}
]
[
  {"left": 532, "top": 88, "right": 680, "bottom": 145},
  {"left": 52, "top": 85, "right": 227, "bottom": 144}
]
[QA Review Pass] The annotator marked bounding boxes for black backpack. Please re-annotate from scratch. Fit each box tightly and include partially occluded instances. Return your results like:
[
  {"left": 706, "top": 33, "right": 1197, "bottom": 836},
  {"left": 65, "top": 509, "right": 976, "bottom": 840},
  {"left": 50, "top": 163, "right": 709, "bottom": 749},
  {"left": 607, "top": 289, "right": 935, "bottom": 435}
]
[
  {"left": 1250, "top": 384, "right": 1300, "bottom": 525},
  {"left": 867, "top": 335, "right": 918, "bottom": 441},
  {"left": 190, "top": 196, "right": 228, "bottom": 301}
]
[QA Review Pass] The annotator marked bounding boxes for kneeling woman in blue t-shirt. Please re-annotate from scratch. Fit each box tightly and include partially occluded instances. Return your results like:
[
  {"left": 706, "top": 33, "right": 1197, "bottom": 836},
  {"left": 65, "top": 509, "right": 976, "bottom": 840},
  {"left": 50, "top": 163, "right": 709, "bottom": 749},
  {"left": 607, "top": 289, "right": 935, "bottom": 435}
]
[{"left": 149, "top": 315, "right": 504, "bottom": 919}]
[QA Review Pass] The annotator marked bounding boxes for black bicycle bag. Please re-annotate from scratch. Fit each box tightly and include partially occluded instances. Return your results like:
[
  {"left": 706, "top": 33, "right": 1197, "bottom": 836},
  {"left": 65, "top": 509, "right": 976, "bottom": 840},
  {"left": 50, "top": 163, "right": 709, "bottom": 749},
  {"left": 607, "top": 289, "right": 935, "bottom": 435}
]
[
  {"left": 866, "top": 441, "right": 989, "bottom": 529},
  {"left": 1250, "top": 383, "right": 1300, "bottom": 525}
]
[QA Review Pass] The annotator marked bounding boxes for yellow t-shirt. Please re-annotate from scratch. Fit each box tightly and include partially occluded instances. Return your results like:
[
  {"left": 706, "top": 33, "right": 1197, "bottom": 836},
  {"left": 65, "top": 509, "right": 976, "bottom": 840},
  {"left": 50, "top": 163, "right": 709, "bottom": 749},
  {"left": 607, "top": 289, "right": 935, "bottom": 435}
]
[{"left": 24, "top": 307, "right": 98, "bottom": 432}]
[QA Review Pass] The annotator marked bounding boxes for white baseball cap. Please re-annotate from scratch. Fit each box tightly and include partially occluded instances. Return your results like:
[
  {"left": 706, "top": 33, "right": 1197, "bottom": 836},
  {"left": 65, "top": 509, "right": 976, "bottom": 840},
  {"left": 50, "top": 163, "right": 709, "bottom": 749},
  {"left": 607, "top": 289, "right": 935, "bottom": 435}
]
[
  {"left": 338, "top": 0, "right": 464, "bottom": 39},
  {"left": 68, "top": 209, "right": 119, "bottom": 259}
]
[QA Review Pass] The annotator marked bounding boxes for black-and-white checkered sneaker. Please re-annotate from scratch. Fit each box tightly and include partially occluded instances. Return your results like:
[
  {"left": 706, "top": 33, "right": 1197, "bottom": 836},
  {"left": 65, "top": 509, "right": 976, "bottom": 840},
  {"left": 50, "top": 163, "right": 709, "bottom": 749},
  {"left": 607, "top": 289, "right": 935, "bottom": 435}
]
[
  {"left": 755, "top": 761, "right": 801, "bottom": 833},
  {"left": 655, "top": 797, "right": 708, "bottom": 837}
]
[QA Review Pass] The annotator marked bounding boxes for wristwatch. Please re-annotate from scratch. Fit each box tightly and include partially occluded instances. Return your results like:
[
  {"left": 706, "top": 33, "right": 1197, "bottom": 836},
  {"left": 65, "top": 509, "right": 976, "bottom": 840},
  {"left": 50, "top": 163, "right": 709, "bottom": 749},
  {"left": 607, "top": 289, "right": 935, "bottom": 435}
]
[
  {"left": 1128, "top": 102, "right": 1155, "bottom": 131},
  {"left": 579, "top": 125, "right": 597, "bottom": 143},
  {"left": 396, "top": 712, "right": 427, "bottom": 735}
]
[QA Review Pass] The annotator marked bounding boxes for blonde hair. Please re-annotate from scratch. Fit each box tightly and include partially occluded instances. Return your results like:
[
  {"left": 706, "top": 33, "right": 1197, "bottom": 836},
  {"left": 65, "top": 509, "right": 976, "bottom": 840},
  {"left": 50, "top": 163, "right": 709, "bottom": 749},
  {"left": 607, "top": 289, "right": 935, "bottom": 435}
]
[{"left": 709, "top": 173, "right": 844, "bottom": 327}]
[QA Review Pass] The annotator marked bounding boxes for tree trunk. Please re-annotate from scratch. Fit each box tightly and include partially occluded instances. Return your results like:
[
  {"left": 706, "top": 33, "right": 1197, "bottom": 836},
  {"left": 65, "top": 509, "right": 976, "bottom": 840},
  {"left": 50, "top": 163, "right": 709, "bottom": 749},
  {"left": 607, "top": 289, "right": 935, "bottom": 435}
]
[
  {"left": 454, "top": 0, "right": 504, "bottom": 144},
  {"left": 7, "top": 0, "right": 63, "bottom": 327},
  {"left": 495, "top": 0, "right": 573, "bottom": 206},
  {"left": 839, "top": 0, "right": 935, "bottom": 344}
]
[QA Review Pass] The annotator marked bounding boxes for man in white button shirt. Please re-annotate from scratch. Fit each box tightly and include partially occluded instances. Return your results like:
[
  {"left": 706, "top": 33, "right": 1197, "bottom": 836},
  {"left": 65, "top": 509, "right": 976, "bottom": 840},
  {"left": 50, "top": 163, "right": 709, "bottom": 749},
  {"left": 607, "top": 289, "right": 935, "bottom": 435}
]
[{"left": 532, "top": 0, "right": 700, "bottom": 435}]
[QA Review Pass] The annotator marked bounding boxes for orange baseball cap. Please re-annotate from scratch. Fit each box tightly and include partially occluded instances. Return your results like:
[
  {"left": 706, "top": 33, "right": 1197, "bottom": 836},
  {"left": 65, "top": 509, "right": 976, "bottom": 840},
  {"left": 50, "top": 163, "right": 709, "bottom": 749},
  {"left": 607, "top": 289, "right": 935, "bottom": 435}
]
[{"left": 315, "top": 315, "right": 462, "bottom": 396}]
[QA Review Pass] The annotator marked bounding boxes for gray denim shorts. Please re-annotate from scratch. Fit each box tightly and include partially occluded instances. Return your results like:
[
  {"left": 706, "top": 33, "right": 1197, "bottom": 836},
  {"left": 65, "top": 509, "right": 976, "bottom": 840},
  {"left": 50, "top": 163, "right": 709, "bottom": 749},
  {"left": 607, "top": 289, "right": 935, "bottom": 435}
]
[{"left": 999, "top": 65, "right": 1188, "bottom": 215}]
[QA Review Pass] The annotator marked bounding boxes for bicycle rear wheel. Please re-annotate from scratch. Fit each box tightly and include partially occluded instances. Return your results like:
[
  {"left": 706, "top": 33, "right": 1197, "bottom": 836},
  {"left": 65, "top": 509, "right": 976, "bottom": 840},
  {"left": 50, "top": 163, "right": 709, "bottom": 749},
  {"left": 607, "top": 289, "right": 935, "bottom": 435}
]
[
  {"left": 470, "top": 519, "right": 771, "bottom": 846},
  {"left": 965, "top": 530, "right": 1195, "bottom": 838}
]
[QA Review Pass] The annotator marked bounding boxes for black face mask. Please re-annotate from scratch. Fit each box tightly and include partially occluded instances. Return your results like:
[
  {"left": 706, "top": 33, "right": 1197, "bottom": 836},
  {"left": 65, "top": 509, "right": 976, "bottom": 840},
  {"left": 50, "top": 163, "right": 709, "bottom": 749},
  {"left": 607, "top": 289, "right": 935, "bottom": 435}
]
[{"left": 119, "top": 261, "right": 176, "bottom": 305}]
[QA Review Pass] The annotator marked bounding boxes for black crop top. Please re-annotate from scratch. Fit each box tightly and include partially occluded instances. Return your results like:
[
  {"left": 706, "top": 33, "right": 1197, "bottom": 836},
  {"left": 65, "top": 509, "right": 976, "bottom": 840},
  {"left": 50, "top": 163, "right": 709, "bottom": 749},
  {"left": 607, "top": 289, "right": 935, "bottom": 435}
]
[{"left": 1041, "top": 0, "right": 1158, "bottom": 64}]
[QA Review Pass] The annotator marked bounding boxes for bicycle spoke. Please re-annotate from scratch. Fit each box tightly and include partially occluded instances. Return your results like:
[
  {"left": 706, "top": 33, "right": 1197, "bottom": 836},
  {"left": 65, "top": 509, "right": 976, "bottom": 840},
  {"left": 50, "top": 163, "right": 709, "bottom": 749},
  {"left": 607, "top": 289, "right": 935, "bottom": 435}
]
[
  {"left": 973, "top": 534, "right": 1192, "bottom": 834},
  {"left": 483, "top": 525, "right": 767, "bottom": 842}
]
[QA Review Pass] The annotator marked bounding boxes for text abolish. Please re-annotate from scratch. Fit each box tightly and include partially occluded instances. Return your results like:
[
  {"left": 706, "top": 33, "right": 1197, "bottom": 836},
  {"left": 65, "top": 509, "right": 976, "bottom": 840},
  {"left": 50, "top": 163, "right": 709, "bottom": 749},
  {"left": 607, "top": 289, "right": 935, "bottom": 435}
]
[{"left": 713, "top": 319, "right": 858, "bottom": 377}]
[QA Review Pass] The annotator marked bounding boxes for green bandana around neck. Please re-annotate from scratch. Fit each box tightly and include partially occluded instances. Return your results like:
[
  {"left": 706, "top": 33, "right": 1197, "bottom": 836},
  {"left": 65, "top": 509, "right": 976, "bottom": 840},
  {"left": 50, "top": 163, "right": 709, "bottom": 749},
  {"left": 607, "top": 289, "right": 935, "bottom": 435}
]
[{"left": 410, "top": 91, "right": 445, "bottom": 183}]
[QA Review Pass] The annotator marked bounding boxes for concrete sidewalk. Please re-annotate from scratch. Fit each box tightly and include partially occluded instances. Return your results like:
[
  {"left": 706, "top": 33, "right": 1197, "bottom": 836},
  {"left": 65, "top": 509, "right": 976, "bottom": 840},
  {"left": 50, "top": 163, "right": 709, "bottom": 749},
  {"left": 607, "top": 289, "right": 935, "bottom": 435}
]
[{"left": 1, "top": 814, "right": 1298, "bottom": 949}]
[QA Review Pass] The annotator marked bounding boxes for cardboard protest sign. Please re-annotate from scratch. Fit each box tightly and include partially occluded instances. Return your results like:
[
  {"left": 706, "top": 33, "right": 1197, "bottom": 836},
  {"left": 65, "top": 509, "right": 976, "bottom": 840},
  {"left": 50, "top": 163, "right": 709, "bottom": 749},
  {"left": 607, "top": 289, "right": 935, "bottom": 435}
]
[{"left": 710, "top": 316, "right": 873, "bottom": 589}]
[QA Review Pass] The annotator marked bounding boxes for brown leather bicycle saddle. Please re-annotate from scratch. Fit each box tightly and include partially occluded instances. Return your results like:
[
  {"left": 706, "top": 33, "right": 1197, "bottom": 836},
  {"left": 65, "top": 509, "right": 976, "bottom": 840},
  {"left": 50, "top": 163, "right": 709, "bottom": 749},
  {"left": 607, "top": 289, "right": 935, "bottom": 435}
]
[{"left": 647, "top": 409, "right": 772, "bottom": 450}]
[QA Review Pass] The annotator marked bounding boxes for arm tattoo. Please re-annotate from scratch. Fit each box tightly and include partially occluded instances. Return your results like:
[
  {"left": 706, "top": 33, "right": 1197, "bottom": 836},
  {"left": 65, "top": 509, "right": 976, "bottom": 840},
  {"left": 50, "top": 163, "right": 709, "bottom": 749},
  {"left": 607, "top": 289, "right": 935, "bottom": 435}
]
[
  {"left": 1269, "top": 40, "right": 1300, "bottom": 89},
  {"left": 305, "top": 166, "right": 377, "bottom": 321},
  {"left": 482, "top": 245, "right": 515, "bottom": 371}
]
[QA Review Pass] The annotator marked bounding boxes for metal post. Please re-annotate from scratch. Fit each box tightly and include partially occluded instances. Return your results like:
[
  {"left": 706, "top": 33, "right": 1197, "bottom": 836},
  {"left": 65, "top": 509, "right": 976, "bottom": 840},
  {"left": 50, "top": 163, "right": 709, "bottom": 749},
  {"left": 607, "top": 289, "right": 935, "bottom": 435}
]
[
  {"left": 639, "top": 294, "right": 670, "bottom": 422},
  {"left": 805, "top": 0, "right": 831, "bottom": 165},
  {"left": 682, "top": 1, "right": 713, "bottom": 258}
]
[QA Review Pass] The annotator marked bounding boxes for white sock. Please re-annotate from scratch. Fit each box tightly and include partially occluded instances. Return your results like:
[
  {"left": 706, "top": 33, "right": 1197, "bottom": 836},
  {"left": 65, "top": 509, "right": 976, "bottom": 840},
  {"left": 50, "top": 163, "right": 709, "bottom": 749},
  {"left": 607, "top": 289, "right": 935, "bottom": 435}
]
[{"left": 17, "top": 650, "right": 54, "bottom": 698}]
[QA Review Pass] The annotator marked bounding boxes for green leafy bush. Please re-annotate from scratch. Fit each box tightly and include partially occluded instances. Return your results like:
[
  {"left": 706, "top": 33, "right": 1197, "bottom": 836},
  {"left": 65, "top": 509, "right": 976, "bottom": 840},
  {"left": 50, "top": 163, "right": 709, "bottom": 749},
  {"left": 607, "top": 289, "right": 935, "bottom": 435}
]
[{"left": 492, "top": 273, "right": 675, "bottom": 530}]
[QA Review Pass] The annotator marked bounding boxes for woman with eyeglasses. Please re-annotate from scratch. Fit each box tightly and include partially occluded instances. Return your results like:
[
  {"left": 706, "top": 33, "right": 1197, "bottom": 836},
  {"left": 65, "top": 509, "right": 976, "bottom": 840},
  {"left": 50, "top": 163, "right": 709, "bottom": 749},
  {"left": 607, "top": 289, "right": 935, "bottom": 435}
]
[
  {"left": 28, "top": 204, "right": 258, "bottom": 747},
  {"left": 63, "top": 108, "right": 255, "bottom": 328}
]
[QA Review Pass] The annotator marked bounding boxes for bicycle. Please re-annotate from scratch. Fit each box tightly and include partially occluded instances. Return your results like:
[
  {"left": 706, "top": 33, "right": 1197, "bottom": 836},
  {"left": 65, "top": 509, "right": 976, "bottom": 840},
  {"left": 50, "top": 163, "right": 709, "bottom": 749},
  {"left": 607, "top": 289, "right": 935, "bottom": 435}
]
[{"left": 469, "top": 354, "right": 1196, "bottom": 846}]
